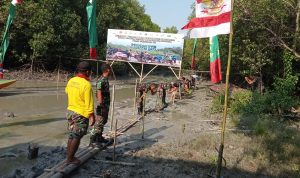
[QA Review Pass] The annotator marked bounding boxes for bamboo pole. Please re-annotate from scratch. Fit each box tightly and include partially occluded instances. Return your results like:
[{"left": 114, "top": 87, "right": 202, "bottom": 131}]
[
  {"left": 133, "top": 79, "right": 138, "bottom": 116},
  {"left": 113, "top": 119, "right": 118, "bottom": 162},
  {"left": 127, "top": 62, "right": 141, "bottom": 78},
  {"left": 96, "top": 60, "right": 99, "bottom": 77},
  {"left": 56, "top": 57, "right": 61, "bottom": 100},
  {"left": 179, "top": 66, "right": 182, "bottom": 100},
  {"left": 38, "top": 147, "right": 93, "bottom": 178},
  {"left": 140, "top": 63, "right": 144, "bottom": 83},
  {"left": 110, "top": 85, "right": 115, "bottom": 131},
  {"left": 49, "top": 147, "right": 101, "bottom": 178},
  {"left": 109, "top": 61, "right": 117, "bottom": 81},
  {"left": 141, "top": 92, "right": 146, "bottom": 139},
  {"left": 168, "top": 67, "right": 179, "bottom": 79},
  {"left": 216, "top": 0, "right": 235, "bottom": 177},
  {"left": 141, "top": 65, "right": 158, "bottom": 81}
]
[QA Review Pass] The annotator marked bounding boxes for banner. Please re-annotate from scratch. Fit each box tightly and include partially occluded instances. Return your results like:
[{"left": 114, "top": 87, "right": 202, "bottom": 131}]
[
  {"left": 180, "top": 0, "right": 231, "bottom": 38},
  {"left": 106, "top": 29, "right": 184, "bottom": 68}
]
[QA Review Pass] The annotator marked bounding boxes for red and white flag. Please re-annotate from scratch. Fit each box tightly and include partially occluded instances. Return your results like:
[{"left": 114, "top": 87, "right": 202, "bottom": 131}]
[
  {"left": 12, "top": 0, "right": 22, "bottom": 6},
  {"left": 180, "top": 0, "right": 231, "bottom": 38}
]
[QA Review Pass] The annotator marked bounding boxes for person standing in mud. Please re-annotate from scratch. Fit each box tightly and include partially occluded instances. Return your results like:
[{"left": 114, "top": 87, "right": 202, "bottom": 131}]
[
  {"left": 65, "top": 61, "right": 95, "bottom": 165},
  {"left": 156, "top": 83, "right": 167, "bottom": 110},
  {"left": 137, "top": 84, "right": 147, "bottom": 115},
  {"left": 159, "top": 83, "right": 167, "bottom": 107},
  {"left": 90, "top": 63, "right": 111, "bottom": 146},
  {"left": 137, "top": 83, "right": 158, "bottom": 115}
]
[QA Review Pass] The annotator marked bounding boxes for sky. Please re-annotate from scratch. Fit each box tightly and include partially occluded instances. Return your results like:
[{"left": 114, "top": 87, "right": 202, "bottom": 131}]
[{"left": 138, "top": 0, "right": 195, "bottom": 31}]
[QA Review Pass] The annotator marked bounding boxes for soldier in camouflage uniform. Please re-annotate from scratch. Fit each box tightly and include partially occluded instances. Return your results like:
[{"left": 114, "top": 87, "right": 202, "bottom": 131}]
[
  {"left": 137, "top": 83, "right": 158, "bottom": 115},
  {"left": 90, "top": 64, "right": 111, "bottom": 146},
  {"left": 158, "top": 83, "right": 167, "bottom": 107}
]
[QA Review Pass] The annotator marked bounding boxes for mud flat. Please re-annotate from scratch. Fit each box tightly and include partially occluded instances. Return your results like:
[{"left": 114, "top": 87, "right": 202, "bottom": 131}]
[{"left": 1, "top": 78, "right": 291, "bottom": 178}]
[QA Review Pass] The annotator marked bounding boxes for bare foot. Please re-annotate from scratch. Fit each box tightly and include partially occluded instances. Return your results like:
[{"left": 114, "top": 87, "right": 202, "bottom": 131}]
[{"left": 66, "top": 157, "right": 81, "bottom": 165}]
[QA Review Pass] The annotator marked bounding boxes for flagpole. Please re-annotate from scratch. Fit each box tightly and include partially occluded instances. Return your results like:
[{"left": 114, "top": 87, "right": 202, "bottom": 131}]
[{"left": 216, "top": 0, "right": 234, "bottom": 177}]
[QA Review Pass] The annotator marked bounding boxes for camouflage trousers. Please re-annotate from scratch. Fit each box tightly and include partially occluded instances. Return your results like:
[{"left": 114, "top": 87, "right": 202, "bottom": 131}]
[
  {"left": 90, "top": 105, "right": 110, "bottom": 136},
  {"left": 66, "top": 110, "right": 89, "bottom": 139}
]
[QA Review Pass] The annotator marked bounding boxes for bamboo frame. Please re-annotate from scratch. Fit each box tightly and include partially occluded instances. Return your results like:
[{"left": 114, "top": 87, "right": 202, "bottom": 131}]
[
  {"left": 141, "top": 65, "right": 158, "bottom": 81},
  {"left": 168, "top": 67, "right": 180, "bottom": 79},
  {"left": 127, "top": 62, "right": 141, "bottom": 78}
]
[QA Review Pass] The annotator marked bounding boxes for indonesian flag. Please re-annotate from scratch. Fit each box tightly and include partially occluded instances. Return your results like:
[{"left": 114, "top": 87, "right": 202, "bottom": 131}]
[
  {"left": 180, "top": 0, "right": 231, "bottom": 38},
  {"left": 209, "top": 36, "right": 222, "bottom": 83},
  {"left": 86, "top": 0, "right": 98, "bottom": 59},
  {"left": 12, "top": 0, "right": 22, "bottom": 5},
  {"left": 0, "top": 0, "right": 22, "bottom": 79}
]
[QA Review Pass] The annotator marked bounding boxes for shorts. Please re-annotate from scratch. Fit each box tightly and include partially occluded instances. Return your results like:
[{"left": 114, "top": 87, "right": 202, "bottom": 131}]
[{"left": 66, "top": 110, "right": 89, "bottom": 139}]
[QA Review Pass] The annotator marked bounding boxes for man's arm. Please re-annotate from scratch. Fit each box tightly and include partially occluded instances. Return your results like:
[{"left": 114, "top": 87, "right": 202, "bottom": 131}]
[{"left": 84, "top": 84, "right": 95, "bottom": 126}]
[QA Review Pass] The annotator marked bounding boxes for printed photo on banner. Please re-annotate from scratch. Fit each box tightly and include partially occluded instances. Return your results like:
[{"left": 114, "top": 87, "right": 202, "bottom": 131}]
[{"left": 106, "top": 29, "right": 184, "bottom": 68}]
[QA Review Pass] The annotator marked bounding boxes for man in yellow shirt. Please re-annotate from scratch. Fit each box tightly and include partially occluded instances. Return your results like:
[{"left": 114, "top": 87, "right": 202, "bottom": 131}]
[{"left": 65, "top": 61, "right": 95, "bottom": 165}]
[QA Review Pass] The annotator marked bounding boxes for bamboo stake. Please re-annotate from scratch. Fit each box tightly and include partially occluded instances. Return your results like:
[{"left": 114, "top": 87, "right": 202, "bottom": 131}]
[
  {"left": 113, "top": 119, "right": 118, "bottom": 162},
  {"left": 216, "top": 0, "right": 235, "bottom": 177},
  {"left": 141, "top": 92, "right": 146, "bottom": 139},
  {"left": 56, "top": 57, "right": 61, "bottom": 100},
  {"left": 110, "top": 85, "right": 115, "bottom": 131},
  {"left": 179, "top": 66, "right": 182, "bottom": 100},
  {"left": 133, "top": 79, "right": 138, "bottom": 116},
  {"left": 96, "top": 61, "right": 99, "bottom": 77}
]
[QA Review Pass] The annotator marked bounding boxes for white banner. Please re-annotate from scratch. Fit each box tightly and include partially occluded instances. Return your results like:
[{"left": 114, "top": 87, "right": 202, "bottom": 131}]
[{"left": 106, "top": 29, "right": 184, "bottom": 68}]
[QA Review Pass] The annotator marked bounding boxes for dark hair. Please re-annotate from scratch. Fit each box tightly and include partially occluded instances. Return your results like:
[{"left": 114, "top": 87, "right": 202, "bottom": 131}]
[
  {"left": 101, "top": 63, "right": 111, "bottom": 73},
  {"left": 77, "top": 61, "right": 92, "bottom": 73}
]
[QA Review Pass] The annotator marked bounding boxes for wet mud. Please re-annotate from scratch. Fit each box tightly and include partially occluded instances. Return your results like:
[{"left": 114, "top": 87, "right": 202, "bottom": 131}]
[{"left": 0, "top": 78, "right": 219, "bottom": 177}]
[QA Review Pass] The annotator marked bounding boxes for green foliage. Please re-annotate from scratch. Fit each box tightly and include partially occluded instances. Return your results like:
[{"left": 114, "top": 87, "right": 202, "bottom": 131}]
[
  {"left": 266, "top": 52, "right": 299, "bottom": 113},
  {"left": 163, "top": 26, "right": 178, "bottom": 33},
  {"left": 0, "top": 0, "right": 160, "bottom": 70},
  {"left": 183, "top": 38, "right": 210, "bottom": 71},
  {"left": 210, "top": 92, "right": 225, "bottom": 113},
  {"left": 229, "top": 90, "right": 268, "bottom": 116}
]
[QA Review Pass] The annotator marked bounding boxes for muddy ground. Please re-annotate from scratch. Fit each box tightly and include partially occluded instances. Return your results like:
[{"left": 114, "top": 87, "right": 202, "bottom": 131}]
[{"left": 0, "top": 77, "right": 298, "bottom": 178}]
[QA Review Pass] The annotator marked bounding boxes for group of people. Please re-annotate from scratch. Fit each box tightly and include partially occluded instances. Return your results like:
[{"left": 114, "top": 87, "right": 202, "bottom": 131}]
[
  {"left": 65, "top": 61, "right": 112, "bottom": 165},
  {"left": 136, "top": 75, "right": 197, "bottom": 113},
  {"left": 64, "top": 61, "right": 198, "bottom": 165}
]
